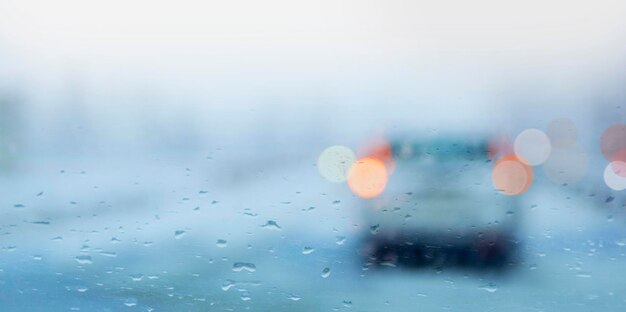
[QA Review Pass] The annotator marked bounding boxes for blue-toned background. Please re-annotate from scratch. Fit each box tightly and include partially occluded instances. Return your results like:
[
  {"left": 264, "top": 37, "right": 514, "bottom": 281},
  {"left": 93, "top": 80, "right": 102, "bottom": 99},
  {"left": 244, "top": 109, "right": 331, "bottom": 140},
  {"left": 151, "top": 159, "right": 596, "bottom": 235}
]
[{"left": 1, "top": 0, "right": 626, "bottom": 310}]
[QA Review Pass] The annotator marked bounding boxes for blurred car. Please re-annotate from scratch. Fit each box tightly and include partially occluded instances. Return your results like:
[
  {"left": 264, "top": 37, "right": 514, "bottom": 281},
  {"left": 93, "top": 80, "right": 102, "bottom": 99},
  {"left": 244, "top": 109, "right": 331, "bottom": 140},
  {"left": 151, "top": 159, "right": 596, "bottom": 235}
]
[{"left": 360, "top": 136, "right": 521, "bottom": 268}]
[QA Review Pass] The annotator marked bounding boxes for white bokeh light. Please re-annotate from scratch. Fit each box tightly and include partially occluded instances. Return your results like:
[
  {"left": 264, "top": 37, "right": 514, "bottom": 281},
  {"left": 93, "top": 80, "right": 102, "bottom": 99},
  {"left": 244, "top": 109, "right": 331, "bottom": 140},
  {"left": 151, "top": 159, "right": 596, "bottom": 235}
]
[
  {"left": 514, "top": 129, "right": 552, "bottom": 166},
  {"left": 317, "top": 145, "right": 357, "bottom": 183},
  {"left": 604, "top": 161, "right": 626, "bottom": 191}
]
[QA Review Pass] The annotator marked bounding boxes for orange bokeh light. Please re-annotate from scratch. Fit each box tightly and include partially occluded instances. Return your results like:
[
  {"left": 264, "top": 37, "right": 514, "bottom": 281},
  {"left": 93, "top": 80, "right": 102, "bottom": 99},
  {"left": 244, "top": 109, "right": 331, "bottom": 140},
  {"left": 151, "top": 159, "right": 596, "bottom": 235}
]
[
  {"left": 362, "top": 137, "right": 396, "bottom": 175},
  {"left": 601, "top": 124, "right": 626, "bottom": 161},
  {"left": 347, "top": 157, "right": 388, "bottom": 199},
  {"left": 492, "top": 154, "right": 533, "bottom": 195}
]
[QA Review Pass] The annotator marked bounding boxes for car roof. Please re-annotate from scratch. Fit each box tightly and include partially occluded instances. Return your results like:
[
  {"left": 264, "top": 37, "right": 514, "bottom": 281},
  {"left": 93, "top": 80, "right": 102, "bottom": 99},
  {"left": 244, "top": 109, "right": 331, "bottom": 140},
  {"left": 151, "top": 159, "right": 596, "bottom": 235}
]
[{"left": 391, "top": 137, "right": 490, "bottom": 162}]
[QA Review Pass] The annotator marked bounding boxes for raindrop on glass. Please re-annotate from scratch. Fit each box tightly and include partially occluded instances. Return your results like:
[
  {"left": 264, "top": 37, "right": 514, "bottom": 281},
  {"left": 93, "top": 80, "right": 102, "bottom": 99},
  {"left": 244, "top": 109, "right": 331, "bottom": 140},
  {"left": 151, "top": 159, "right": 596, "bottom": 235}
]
[
  {"left": 123, "top": 297, "right": 138, "bottom": 307},
  {"left": 75, "top": 255, "right": 93, "bottom": 265},
  {"left": 174, "top": 230, "right": 186, "bottom": 239},
  {"left": 260, "top": 220, "right": 282, "bottom": 230},
  {"left": 232, "top": 262, "right": 257, "bottom": 272},
  {"left": 321, "top": 267, "right": 331, "bottom": 278}
]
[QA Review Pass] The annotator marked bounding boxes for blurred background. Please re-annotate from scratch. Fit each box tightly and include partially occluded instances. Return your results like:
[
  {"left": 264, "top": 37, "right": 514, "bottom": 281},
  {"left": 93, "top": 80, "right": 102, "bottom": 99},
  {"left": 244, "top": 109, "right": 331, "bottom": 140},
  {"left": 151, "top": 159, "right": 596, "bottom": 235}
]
[{"left": 2, "top": 0, "right": 626, "bottom": 310}]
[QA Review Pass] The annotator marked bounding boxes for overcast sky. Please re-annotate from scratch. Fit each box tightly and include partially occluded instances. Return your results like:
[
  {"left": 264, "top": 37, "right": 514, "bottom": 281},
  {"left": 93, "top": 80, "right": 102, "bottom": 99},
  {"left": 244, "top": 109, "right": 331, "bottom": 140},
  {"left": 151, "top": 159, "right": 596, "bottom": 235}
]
[{"left": 0, "top": 0, "right": 625, "bottom": 151}]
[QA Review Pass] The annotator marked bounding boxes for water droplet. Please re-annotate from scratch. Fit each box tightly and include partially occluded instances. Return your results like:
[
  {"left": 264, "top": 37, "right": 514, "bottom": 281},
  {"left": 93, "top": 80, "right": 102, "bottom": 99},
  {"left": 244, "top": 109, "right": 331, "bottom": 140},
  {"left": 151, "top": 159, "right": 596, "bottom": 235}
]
[
  {"left": 380, "top": 261, "right": 396, "bottom": 267},
  {"left": 75, "top": 255, "right": 93, "bottom": 265},
  {"left": 221, "top": 280, "right": 235, "bottom": 291},
  {"left": 216, "top": 239, "right": 228, "bottom": 248},
  {"left": 232, "top": 262, "right": 256, "bottom": 272},
  {"left": 130, "top": 274, "right": 144, "bottom": 281},
  {"left": 335, "top": 236, "right": 346, "bottom": 245},
  {"left": 479, "top": 283, "right": 498, "bottom": 293},
  {"left": 240, "top": 291, "right": 252, "bottom": 301},
  {"left": 99, "top": 251, "right": 117, "bottom": 257},
  {"left": 302, "top": 246, "right": 315, "bottom": 255},
  {"left": 260, "top": 220, "right": 282, "bottom": 230},
  {"left": 288, "top": 294, "right": 302, "bottom": 301},
  {"left": 369, "top": 224, "right": 380, "bottom": 235},
  {"left": 123, "top": 297, "right": 138, "bottom": 307},
  {"left": 321, "top": 267, "right": 331, "bottom": 278},
  {"left": 243, "top": 209, "right": 258, "bottom": 217},
  {"left": 174, "top": 230, "right": 186, "bottom": 239}
]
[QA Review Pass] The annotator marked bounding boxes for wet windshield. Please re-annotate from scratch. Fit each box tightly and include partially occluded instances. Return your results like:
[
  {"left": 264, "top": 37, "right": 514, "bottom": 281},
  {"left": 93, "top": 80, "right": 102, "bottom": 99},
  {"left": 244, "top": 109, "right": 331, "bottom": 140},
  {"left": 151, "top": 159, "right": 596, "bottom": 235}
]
[{"left": 1, "top": 1, "right": 626, "bottom": 311}]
